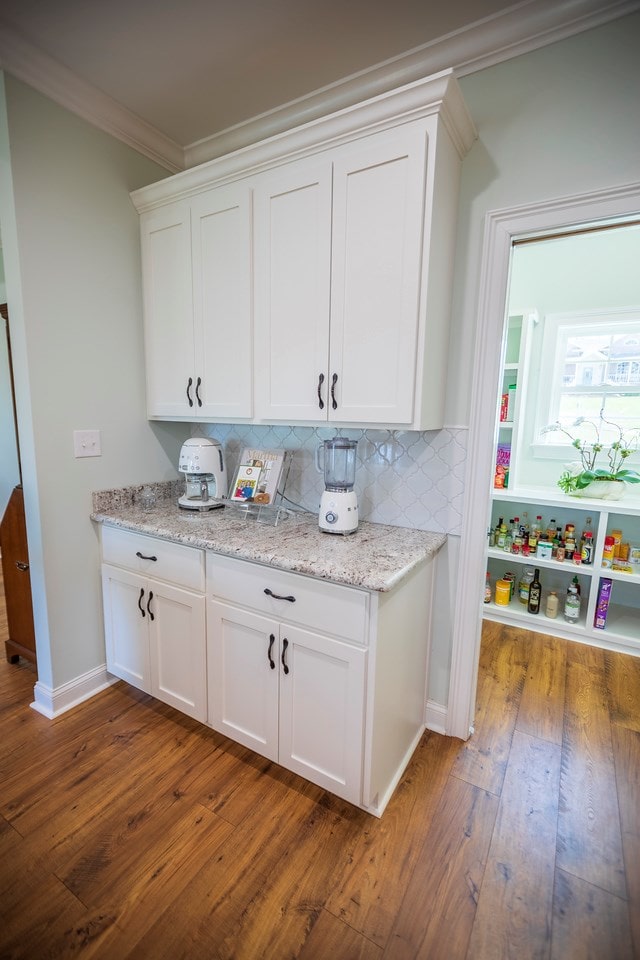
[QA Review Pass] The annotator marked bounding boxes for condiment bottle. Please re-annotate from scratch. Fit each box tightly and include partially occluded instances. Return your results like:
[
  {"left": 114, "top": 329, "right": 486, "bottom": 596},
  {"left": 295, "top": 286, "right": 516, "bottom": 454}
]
[
  {"left": 602, "top": 535, "right": 615, "bottom": 567},
  {"left": 484, "top": 572, "right": 492, "bottom": 604},
  {"left": 546, "top": 590, "right": 559, "bottom": 618}
]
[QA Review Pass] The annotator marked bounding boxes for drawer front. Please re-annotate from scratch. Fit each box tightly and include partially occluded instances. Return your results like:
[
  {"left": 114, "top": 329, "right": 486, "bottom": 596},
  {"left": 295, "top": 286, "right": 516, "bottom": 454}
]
[
  {"left": 207, "top": 552, "right": 369, "bottom": 644},
  {"left": 101, "top": 525, "right": 204, "bottom": 593}
]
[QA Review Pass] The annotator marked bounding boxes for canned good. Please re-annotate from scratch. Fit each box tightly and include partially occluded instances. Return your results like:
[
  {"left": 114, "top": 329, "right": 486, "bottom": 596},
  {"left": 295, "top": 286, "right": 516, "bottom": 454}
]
[{"left": 495, "top": 579, "right": 511, "bottom": 605}]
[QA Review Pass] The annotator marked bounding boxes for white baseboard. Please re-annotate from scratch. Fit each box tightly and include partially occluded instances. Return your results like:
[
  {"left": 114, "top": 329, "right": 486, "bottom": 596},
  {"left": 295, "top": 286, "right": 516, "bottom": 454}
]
[
  {"left": 30, "top": 664, "right": 116, "bottom": 719},
  {"left": 425, "top": 699, "right": 448, "bottom": 736}
]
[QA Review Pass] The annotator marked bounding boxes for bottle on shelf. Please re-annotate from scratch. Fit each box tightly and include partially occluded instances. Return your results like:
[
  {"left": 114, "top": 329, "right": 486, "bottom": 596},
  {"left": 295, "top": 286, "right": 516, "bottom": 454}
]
[
  {"left": 484, "top": 572, "right": 492, "bottom": 604},
  {"left": 572, "top": 574, "right": 581, "bottom": 596},
  {"left": 546, "top": 590, "right": 559, "bottom": 619},
  {"left": 528, "top": 568, "right": 542, "bottom": 614},
  {"left": 602, "top": 535, "right": 615, "bottom": 568},
  {"left": 564, "top": 584, "right": 581, "bottom": 624},
  {"left": 518, "top": 567, "right": 535, "bottom": 606},
  {"left": 546, "top": 518, "right": 557, "bottom": 541},
  {"left": 496, "top": 518, "right": 507, "bottom": 549},
  {"left": 580, "top": 531, "right": 593, "bottom": 565}
]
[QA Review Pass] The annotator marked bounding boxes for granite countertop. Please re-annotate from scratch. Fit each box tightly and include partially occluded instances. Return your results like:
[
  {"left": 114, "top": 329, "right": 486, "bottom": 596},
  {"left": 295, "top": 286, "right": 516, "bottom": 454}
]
[{"left": 91, "top": 484, "right": 446, "bottom": 593}]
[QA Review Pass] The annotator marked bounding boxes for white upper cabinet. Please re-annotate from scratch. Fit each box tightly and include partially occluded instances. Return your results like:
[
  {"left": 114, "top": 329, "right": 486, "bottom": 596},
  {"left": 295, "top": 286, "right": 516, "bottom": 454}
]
[
  {"left": 253, "top": 161, "right": 332, "bottom": 422},
  {"left": 329, "top": 126, "right": 427, "bottom": 424},
  {"left": 254, "top": 127, "right": 427, "bottom": 424},
  {"left": 132, "top": 70, "right": 476, "bottom": 429},
  {"left": 140, "top": 182, "right": 252, "bottom": 420}
]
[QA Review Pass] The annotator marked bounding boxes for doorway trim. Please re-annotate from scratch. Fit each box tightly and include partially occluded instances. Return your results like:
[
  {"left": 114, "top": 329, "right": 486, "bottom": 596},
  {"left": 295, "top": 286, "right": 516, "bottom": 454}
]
[{"left": 446, "top": 178, "right": 640, "bottom": 741}]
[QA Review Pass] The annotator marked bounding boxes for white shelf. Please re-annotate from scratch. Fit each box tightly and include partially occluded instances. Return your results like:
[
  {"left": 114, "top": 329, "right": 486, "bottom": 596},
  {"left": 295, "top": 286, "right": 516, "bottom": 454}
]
[
  {"left": 487, "top": 547, "right": 597, "bottom": 578},
  {"left": 491, "top": 486, "right": 640, "bottom": 517}
]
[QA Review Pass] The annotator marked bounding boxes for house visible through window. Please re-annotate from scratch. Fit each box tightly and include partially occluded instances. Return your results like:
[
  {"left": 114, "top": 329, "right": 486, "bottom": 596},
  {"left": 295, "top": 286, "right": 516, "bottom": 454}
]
[{"left": 537, "top": 311, "right": 640, "bottom": 449}]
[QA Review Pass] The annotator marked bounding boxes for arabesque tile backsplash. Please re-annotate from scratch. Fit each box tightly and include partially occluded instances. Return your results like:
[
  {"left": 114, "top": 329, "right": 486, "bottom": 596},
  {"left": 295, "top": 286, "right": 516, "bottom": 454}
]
[{"left": 197, "top": 424, "right": 467, "bottom": 536}]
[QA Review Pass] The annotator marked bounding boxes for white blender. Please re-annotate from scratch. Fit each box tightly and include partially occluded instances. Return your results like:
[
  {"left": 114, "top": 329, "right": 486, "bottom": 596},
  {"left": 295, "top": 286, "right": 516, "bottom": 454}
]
[
  {"left": 317, "top": 437, "right": 359, "bottom": 534},
  {"left": 178, "top": 437, "right": 227, "bottom": 511}
]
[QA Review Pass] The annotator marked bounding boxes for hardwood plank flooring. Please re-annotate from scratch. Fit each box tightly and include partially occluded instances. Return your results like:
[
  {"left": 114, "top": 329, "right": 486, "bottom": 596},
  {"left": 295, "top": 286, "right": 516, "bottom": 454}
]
[{"left": 1, "top": 581, "right": 638, "bottom": 959}]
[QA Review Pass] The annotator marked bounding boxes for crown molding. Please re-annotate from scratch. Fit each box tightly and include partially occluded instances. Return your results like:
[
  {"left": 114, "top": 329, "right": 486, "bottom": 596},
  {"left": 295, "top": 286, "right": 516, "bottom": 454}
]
[
  {"left": 1, "top": 0, "right": 638, "bottom": 174},
  {"left": 0, "top": 21, "right": 184, "bottom": 173},
  {"left": 130, "top": 70, "right": 477, "bottom": 213},
  {"left": 184, "top": 0, "right": 640, "bottom": 167}
]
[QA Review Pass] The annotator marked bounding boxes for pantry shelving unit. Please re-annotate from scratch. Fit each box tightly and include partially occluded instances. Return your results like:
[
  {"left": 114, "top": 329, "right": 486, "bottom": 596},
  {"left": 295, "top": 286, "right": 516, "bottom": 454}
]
[{"left": 485, "top": 489, "right": 640, "bottom": 655}]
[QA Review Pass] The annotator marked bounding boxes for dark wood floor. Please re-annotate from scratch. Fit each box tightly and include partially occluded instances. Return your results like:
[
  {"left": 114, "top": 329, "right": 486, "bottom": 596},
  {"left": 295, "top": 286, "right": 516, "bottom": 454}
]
[{"left": 1, "top": 569, "right": 639, "bottom": 958}]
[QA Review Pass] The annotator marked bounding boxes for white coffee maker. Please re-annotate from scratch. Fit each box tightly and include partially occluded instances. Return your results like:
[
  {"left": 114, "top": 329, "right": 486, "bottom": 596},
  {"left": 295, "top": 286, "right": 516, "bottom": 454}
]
[{"left": 178, "top": 437, "right": 227, "bottom": 511}]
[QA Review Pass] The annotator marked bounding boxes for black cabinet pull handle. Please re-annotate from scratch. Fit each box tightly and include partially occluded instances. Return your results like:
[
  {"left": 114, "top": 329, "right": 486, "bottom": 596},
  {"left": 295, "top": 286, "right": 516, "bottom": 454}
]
[
  {"left": 331, "top": 372, "right": 338, "bottom": 410},
  {"left": 196, "top": 376, "right": 202, "bottom": 407},
  {"left": 267, "top": 633, "right": 276, "bottom": 670},
  {"left": 186, "top": 377, "right": 194, "bottom": 407},
  {"left": 15, "top": 561, "right": 29, "bottom": 572},
  {"left": 136, "top": 551, "right": 157, "bottom": 562},
  {"left": 281, "top": 637, "right": 289, "bottom": 675},
  {"left": 317, "top": 373, "right": 325, "bottom": 410},
  {"left": 137, "top": 587, "right": 146, "bottom": 618},
  {"left": 146, "top": 590, "right": 154, "bottom": 621},
  {"left": 264, "top": 588, "right": 296, "bottom": 603}
]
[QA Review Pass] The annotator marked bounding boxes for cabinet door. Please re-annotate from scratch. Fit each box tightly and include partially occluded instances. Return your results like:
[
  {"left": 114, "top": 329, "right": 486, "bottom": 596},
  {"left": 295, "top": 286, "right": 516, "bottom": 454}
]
[
  {"left": 191, "top": 184, "right": 252, "bottom": 419},
  {"left": 253, "top": 160, "right": 332, "bottom": 421},
  {"left": 150, "top": 583, "right": 206, "bottom": 722},
  {"left": 278, "top": 624, "right": 366, "bottom": 805},
  {"left": 101, "top": 565, "right": 151, "bottom": 693},
  {"left": 207, "top": 601, "right": 279, "bottom": 760},
  {"left": 329, "top": 126, "right": 427, "bottom": 424},
  {"left": 140, "top": 201, "right": 195, "bottom": 417}
]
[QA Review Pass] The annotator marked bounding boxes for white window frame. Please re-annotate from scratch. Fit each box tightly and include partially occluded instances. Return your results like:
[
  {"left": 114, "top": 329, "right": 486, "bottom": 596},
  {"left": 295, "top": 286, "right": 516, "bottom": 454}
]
[{"left": 532, "top": 306, "right": 640, "bottom": 464}]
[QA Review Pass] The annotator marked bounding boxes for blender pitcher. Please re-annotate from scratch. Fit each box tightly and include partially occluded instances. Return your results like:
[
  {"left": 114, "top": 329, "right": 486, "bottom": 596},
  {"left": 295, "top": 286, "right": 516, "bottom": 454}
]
[{"left": 316, "top": 438, "right": 359, "bottom": 534}]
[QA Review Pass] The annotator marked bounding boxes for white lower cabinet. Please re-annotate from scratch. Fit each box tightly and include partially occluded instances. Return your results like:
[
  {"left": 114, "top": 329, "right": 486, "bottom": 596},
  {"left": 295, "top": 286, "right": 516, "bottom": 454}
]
[
  {"left": 98, "top": 525, "right": 437, "bottom": 815},
  {"left": 206, "top": 551, "right": 435, "bottom": 814},
  {"left": 208, "top": 600, "right": 366, "bottom": 804},
  {"left": 100, "top": 528, "right": 207, "bottom": 722}
]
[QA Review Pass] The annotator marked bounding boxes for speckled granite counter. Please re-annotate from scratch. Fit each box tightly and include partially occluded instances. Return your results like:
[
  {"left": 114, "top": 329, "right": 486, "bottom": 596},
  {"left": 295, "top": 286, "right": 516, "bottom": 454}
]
[{"left": 91, "top": 484, "right": 445, "bottom": 593}]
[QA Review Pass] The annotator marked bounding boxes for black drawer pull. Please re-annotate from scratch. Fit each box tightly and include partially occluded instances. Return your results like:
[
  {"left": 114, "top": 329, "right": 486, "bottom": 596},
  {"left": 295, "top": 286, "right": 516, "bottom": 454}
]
[
  {"left": 15, "top": 561, "right": 29, "bottom": 572},
  {"left": 281, "top": 637, "right": 290, "bottom": 675},
  {"left": 330, "top": 372, "right": 338, "bottom": 410},
  {"left": 264, "top": 588, "right": 296, "bottom": 603},
  {"left": 195, "top": 376, "right": 203, "bottom": 407},
  {"left": 317, "top": 372, "right": 325, "bottom": 410},
  {"left": 186, "top": 377, "right": 194, "bottom": 407},
  {"left": 137, "top": 587, "right": 146, "bottom": 618},
  {"left": 267, "top": 633, "right": 276, "bottom": 670},
  {"left": 136, "top": 551, "right": 158, "bottom": 562},
  {"left": 146, "top": 590, "right": 154, "bottom": 621}
]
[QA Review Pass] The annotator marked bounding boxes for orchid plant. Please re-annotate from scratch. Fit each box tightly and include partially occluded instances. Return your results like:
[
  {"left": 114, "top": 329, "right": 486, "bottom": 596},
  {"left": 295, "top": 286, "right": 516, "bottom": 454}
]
[{"left": 541, "top": 414, "right": 640, "bottom": 493}]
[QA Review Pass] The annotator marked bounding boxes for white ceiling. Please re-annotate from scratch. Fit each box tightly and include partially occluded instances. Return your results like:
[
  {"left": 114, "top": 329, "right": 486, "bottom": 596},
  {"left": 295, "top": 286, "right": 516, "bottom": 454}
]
[{"left": 0, "top": 0, "right": 637, "bottom": 170}]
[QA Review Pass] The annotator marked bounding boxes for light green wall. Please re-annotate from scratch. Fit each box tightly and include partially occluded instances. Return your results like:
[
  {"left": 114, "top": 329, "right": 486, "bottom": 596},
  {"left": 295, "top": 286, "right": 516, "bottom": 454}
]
[
  {"left": 428, "top": 12, "right": 640, "bottom": 706},
  {"left": 0, "top": 73, "right": 185, "bottom": 689},
  {"left": 448, "top": 11, "right": 640, "bottom": 428}
]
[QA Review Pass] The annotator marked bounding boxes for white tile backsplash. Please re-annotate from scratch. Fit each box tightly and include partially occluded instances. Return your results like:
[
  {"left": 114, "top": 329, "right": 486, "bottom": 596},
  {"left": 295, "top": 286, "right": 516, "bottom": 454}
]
[{"left": 197, "top": 424, "right": 467, "bottom": 536}]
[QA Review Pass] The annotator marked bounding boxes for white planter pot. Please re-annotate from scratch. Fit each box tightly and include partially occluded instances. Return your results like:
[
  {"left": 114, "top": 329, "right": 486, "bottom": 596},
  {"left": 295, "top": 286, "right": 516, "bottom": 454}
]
[{"left": 571, "top": 480, "right": 627, "bottom": 501}]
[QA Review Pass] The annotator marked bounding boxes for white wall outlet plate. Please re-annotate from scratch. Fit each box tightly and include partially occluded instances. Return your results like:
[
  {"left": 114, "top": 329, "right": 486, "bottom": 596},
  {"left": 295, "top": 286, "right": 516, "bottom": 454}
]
[{"left": 73, "top": 429, "right": 101, "bottom": 458}]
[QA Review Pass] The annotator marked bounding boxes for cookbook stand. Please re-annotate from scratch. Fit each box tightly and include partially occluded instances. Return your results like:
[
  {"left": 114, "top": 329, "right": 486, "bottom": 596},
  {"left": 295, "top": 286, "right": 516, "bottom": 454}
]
[{"left": 229, "top": 452, "right": 292, "bottom": 526}]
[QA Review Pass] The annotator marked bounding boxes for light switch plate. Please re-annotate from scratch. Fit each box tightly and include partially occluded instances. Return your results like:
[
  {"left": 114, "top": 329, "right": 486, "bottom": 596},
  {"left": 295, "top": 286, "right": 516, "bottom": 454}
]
[{"left": 73, "top": 429, "right": 101, "bottom": 458}]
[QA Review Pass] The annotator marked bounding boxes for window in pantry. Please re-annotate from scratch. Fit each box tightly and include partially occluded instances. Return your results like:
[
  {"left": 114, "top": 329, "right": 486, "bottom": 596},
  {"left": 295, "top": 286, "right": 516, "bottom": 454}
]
[{"left": 534, "top": 309, "right": 640, "bottom": 455}]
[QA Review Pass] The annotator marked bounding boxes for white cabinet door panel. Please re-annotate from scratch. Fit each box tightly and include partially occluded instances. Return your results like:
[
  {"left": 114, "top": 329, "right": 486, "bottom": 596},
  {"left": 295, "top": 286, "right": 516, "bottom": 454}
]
[
  {"left": 279, "top": 624, "right": 366, "bottom": 804},
  {"left": 141, "top": 202, "right": 195, "bottom": 417},
  {"left": 151, "top": 584, "right": 206, "bottom": 722},
  {"left": 254, "top": 162, "right": 332, "bottom": 421},
  {"left": 191, "top": 184, "right": 252, "bottom": 419},
  {"left": 329, "top": 127, "right": 427, "bottom": 423},
  {"left": 102, "top": 566, "right": 151, "bottom": 692},
  {"left": 207, "top": 601, "right": 279, "bottom": 761}
]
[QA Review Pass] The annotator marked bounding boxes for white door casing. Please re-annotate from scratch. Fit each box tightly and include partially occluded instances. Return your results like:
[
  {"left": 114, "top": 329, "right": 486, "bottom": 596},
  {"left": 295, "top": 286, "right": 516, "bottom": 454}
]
[{"left": 447, "top": 179, "right": 640, "bottom": 741}]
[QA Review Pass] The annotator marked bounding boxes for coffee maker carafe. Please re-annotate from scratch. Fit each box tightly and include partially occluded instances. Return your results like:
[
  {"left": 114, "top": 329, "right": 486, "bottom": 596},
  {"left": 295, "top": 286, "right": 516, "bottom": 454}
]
[
  {"left": 316, "top": 437, "right": 359, "bottom": 534},
  {"left": 178, "top": 438, "right": 227, "bottom": 511}
]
